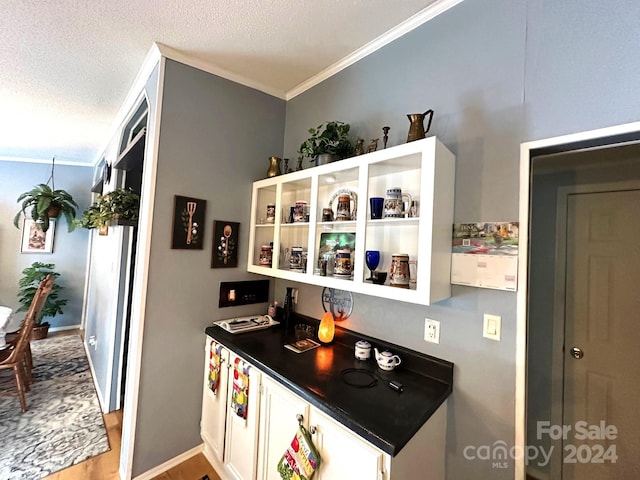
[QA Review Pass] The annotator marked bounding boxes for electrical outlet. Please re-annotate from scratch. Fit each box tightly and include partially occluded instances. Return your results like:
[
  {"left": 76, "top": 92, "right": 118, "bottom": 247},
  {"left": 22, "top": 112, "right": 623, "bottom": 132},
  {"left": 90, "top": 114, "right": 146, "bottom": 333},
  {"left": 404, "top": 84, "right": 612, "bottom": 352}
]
[
  {"left": 292, "top": 288, "right": 299, "bottom": 304},
  {"left": 424, "top": 318, "right": 440, "bottom": 344}
]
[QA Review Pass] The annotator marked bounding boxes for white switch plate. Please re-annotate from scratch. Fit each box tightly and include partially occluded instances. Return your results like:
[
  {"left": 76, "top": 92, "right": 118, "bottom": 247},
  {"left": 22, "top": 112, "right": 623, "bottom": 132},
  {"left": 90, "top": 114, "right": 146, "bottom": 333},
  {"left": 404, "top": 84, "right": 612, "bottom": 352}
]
[
  {"left": 424, "top": 318, "right": 440, "bottom": 344},
  {"left": 292, "top": 288, "right": 299, "bottom": 304},
  {"left": 483, "top": 314, "right": 501, "bottom": 341}
]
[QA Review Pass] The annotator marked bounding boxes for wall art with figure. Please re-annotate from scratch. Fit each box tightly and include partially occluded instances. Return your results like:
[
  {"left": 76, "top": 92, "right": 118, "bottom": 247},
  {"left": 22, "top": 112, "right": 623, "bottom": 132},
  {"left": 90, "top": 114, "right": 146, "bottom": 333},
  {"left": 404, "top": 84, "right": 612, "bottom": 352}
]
[
  {"left": 171, "top": 195, "right": 206, "bottom": 249},
  {"left": 212, "top": 220, "right": 239, "bottom": 268},
  {"left": 21, "top": 219, "right": 55, "bottom": 253}
]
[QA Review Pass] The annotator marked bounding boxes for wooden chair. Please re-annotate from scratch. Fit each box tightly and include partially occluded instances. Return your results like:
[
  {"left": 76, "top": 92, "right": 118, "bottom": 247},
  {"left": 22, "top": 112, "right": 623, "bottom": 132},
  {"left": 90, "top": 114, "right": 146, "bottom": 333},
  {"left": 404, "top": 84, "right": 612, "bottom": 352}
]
[
  {"left": 5, "top": 274, "right": 54, "bottom": 378},
  {"left": 0, "top": 275, "right": 53, "bottom": 412}
]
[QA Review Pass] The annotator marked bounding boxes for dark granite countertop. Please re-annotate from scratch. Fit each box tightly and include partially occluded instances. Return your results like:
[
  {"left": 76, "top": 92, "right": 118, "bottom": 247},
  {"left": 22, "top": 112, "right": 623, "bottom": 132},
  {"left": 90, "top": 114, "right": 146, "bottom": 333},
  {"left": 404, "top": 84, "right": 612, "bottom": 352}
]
[{"left": 204, "top": 313, "right": 453, "bottom": 456}]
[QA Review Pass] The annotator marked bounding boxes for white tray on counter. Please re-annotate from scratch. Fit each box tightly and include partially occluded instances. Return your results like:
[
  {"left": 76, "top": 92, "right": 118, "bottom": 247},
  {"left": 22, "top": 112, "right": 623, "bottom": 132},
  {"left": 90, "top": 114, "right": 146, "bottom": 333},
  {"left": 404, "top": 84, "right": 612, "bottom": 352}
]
[{"left": 214, "top": 315, "right": 279, "bottom": 334}]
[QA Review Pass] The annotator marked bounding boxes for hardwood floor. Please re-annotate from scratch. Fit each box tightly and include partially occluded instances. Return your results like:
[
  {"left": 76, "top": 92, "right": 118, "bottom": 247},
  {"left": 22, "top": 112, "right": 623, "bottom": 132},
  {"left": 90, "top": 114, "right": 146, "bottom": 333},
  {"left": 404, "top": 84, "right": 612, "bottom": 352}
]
[
  {"left": 44, "top": 409, "right": 221, "bottom": 480},
  {"left": 41, "top": 330, "right": 221, "bottom": 480}
]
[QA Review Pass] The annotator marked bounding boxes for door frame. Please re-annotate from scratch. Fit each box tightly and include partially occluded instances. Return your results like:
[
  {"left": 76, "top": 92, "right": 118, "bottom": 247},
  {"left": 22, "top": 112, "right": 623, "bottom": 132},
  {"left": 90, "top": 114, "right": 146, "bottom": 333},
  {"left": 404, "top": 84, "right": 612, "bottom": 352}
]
[{"left": 517, "top": 120, "right": 640, "bottom": 480}]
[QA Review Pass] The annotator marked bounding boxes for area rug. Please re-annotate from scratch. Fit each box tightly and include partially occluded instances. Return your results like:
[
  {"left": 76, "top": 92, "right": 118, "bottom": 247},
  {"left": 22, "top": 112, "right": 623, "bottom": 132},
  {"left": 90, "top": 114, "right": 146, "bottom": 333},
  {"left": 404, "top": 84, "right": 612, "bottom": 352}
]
[{"left": 0, "top": 334, "right": 110, "bottom": 479}]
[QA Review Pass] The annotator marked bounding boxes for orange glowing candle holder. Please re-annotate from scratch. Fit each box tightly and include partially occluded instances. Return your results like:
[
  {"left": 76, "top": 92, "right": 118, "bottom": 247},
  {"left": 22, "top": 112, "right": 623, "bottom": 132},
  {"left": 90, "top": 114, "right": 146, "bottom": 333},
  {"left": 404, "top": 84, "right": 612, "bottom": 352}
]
[{"left": 318, "top": 312, "right": 335, "bottom": 343}]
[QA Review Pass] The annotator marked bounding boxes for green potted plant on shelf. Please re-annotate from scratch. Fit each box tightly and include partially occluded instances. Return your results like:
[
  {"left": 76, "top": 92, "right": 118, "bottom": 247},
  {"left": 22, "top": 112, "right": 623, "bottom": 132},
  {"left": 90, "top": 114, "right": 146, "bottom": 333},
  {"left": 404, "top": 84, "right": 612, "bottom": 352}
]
[
  {"left": 298, "top": 121, "right": 355, "bottom": 165},
  {"left": 105, "top": 188, "right": 140, "bottom": 221},
  {"left": 76, "top": 188, "right": 140, "bottom": 235},
  {"left": 76, "top": 200, "right": 108, "bottom": 230},
  {"left": 16, "top": 262, "right": 67, "bottom": 340},
  {"left": 13, "top": 183, "right": 79, "bottom": 233}
]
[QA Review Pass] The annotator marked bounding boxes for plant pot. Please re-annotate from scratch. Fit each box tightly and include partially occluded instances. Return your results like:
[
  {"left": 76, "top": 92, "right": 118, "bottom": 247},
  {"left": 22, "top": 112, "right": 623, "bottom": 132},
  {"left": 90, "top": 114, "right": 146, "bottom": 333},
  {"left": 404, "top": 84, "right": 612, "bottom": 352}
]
[
  {"left": 47, "top": 205, "right": 61, "bottom": 218},
  {"left": 315, "top": 153, "right": 338, "bottom": 166},
  {"left": 32, "top": 323, "right": 50, "bottom": 340}
]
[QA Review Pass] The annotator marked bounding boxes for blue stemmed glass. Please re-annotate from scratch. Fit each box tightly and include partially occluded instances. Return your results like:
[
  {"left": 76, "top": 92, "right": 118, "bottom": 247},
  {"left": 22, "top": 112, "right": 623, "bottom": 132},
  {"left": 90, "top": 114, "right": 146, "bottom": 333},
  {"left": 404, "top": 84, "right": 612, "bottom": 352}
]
[{"left": 365, "top": 250, "right": 380, "bottom": 281}]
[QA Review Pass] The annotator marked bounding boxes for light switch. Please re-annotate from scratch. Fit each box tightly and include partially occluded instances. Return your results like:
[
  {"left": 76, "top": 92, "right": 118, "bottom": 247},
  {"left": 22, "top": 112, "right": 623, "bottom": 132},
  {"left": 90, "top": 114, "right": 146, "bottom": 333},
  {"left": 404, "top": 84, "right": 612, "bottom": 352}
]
[{"left": 483, "top": 314, "right": 501, "bottom": 341}]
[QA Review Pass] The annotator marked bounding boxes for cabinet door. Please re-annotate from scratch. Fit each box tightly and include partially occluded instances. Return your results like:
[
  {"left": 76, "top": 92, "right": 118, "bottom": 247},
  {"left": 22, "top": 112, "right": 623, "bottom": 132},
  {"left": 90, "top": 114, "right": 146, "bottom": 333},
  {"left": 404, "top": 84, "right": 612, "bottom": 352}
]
[
  {"left": 224, "top": 352, "right": 262, "bottom": 480},
  {"left": 310, "top": 408, "right": 384, "bottom": 480},
  {"left": 256, "top": 376, "right": 311, "bottom": 480},
  {"left": 201, "top": 337, "right": 230, "bottom": 463}
]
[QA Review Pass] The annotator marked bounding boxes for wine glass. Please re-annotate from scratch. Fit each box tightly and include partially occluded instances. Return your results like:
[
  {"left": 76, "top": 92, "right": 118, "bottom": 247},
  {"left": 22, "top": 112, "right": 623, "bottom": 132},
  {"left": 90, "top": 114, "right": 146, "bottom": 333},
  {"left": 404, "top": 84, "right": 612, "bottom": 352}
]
[{"left": 365, "top": 250, "right": 380, "bottom": 281}]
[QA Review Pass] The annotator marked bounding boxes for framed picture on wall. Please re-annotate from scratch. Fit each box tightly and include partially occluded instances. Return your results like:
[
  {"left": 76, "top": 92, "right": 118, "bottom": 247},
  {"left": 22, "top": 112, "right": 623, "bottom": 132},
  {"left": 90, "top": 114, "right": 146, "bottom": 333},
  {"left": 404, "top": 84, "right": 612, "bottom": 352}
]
[
  {"left": 212, "top": 220, "right": 240, "bottom": 268},
  {"left": 21, "top": 219, "right": 55, "bottom": 253},
  {"left": 171, "top": 195, "right": 207, "bottom": 249}
]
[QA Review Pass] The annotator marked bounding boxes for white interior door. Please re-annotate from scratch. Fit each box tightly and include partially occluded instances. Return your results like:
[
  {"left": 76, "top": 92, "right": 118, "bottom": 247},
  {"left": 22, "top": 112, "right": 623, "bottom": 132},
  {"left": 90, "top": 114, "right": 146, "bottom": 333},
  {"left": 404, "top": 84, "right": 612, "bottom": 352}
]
[{"left": 563, "top": 189, "right": 640, "bottom": 479}]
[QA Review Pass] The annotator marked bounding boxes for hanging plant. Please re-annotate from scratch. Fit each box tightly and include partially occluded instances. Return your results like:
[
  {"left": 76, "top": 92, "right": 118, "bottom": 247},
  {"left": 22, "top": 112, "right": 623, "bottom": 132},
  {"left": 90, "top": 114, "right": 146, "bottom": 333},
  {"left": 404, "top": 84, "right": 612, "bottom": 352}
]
[{"left": 12, "top": 157, "right": 79, "bottom": 232}]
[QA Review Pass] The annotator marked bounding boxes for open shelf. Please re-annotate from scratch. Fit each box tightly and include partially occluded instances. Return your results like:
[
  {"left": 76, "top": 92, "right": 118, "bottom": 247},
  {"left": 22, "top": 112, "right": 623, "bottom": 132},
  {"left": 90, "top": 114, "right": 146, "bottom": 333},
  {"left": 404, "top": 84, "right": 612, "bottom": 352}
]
[{"left": 247, "top": 137, "right": 455, "bottom": 306}]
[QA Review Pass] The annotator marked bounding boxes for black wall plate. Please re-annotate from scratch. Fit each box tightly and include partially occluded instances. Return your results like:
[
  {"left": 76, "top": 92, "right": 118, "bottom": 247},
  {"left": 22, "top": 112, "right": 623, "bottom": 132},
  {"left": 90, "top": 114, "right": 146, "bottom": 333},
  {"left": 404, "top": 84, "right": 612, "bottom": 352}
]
[{"left": 219, "top": 280, "right": 270, "bottom": 308}]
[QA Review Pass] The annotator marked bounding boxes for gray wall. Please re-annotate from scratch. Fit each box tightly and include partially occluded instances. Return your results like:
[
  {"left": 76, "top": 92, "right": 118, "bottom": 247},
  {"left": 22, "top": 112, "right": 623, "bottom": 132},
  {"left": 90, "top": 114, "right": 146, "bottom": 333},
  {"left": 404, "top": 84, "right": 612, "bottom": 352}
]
[
  {"left": 0, "top": 161, "right": 92, "bottom": 328},
  {"left": 131, "top": 59, "right": 285, "bottom": 476},
  {"left": 277, "top": 0, "right": 640, "bottom": 478}
]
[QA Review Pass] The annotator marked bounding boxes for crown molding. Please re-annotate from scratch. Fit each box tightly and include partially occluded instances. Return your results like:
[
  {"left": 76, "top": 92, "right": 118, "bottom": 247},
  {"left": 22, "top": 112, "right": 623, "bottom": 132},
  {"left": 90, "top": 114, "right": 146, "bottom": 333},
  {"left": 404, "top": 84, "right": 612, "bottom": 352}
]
[
  {"left": 286, "top": 0, "right": 465, "bottom": 100},
  {"left": 0, "top": 156, "right": 92, "bottom": 167}
]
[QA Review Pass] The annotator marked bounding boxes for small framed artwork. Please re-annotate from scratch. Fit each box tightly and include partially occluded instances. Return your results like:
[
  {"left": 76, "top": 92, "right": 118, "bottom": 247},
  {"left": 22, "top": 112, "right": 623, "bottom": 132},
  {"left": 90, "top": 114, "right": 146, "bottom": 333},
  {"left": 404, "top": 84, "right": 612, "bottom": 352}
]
[
  {"left": 171, "top": 195, "right": 207, "bottom": 249},
  {"left": 212, "top": 220, "right": 240, "bottom": 268},
  {"left": 21, "top": 219, "right": 55, "bottom": 253}
]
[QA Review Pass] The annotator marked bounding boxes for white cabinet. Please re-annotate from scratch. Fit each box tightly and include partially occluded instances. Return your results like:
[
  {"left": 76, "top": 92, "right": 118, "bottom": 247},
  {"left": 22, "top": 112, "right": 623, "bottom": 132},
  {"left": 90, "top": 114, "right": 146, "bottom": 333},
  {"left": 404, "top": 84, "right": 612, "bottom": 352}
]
[
  {"left": 201, "top": 337, "right": 230, "bottom": 463},
  {"left": 224, "top": 352, "right": 262, "bottom": 480},
  {"left": 202, "top": 339, "right": 447, "bottom": 480},
  {"left": 201, "top": 338, "right": 262, "bottom": 480},
  {"left": 309, "top": 407, "right": 384, "bottom": 480},
  {"left": 247, "top": 136, "right": 455, "bottom": 305},
  {"left": 256, "top": 376, "right": 311, "bottom": 480},
  {"left": 255, "top": 376, "right": 383, "bottom": 480}
]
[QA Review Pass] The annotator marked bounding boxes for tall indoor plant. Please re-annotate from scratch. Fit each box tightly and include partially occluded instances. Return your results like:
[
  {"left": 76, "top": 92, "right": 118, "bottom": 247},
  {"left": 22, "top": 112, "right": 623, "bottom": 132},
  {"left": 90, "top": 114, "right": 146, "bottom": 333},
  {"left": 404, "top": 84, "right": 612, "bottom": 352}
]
[
  {"left": 298, "top": 121, "right": 355, "bottom": 165},
  {"left": 17, "top": 262, "right": 67, "bottom": 339},
  {"left": 13, "top": 183, "right": 79, "bottom": 232}
]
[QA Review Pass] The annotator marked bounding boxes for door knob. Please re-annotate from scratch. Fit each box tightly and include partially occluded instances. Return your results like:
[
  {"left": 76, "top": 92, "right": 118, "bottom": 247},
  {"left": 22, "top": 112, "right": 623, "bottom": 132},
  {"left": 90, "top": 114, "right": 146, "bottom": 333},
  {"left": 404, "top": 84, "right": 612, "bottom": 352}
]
[{"left": 570, "top": 347, "right": 584, "bottom": 359}]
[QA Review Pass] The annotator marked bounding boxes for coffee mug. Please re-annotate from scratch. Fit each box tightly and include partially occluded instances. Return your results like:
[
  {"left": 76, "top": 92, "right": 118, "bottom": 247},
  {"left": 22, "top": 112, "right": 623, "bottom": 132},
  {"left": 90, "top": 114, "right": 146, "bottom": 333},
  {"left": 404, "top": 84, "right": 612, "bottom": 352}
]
[
  {"left": 334, "top": 249, "right": 352, "bottom": 276},
  {"left": 293, "top": 201, "right": 307, "bottom": 222},
  {"left": 384, "top": 188, "right": 412, "bottom": 218},
  {"left": 336, "top": 194, "right": 352, "bottom": 221},
  {"left": 289, "top": 246, "right": 304, "bottom": 270},
  {"left": 259, "top": 245, "right": 272, "bottom": 266},
  {"left": 370, "top": 197, "right": 384, "bottom": 220},
  {"left": 389, "top": 253, "right": 417, "bottom": 288}
]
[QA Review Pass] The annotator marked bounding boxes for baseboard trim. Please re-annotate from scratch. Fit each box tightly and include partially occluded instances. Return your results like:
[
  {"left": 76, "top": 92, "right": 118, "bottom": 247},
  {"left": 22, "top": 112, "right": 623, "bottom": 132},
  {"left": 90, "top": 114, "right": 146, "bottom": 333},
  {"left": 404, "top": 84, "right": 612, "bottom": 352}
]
[
  {"left": 49, "top": 324, "right": 81, "bottom": 333},
  {"left": 132, "top": 444, "right": 204, "bottom": 480}
]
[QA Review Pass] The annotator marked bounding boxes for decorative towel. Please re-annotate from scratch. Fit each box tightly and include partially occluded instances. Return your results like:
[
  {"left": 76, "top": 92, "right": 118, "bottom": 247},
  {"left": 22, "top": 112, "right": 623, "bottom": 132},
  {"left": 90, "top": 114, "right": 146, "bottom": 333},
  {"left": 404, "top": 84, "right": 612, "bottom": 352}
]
[
  {"left": 231, "top": 357, "right": 250, "bottom": 420},
  {"left": 208, "top": 340, "right": 223, "bottom": 395},
  {"left": 277, "top": 424, "right": 321, "bottom": 480}
]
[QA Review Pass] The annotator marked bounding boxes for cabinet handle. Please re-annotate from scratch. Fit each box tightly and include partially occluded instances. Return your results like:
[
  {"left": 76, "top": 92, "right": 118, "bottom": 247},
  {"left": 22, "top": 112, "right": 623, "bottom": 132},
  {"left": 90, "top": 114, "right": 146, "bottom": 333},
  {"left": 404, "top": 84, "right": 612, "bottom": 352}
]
[
  {"left": 309, "top": 425, "right": 317, "bottom": 435},
  {"left": 296, "top": 413, "right": 304, "bottom": 423}
]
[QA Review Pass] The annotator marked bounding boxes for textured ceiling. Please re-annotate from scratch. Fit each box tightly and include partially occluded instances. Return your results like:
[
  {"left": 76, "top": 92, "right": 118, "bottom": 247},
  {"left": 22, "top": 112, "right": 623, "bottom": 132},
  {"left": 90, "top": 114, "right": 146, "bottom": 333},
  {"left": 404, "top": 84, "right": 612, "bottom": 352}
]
[{"left": 0, "top": 0, "right": 448, "bottom": 165}]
